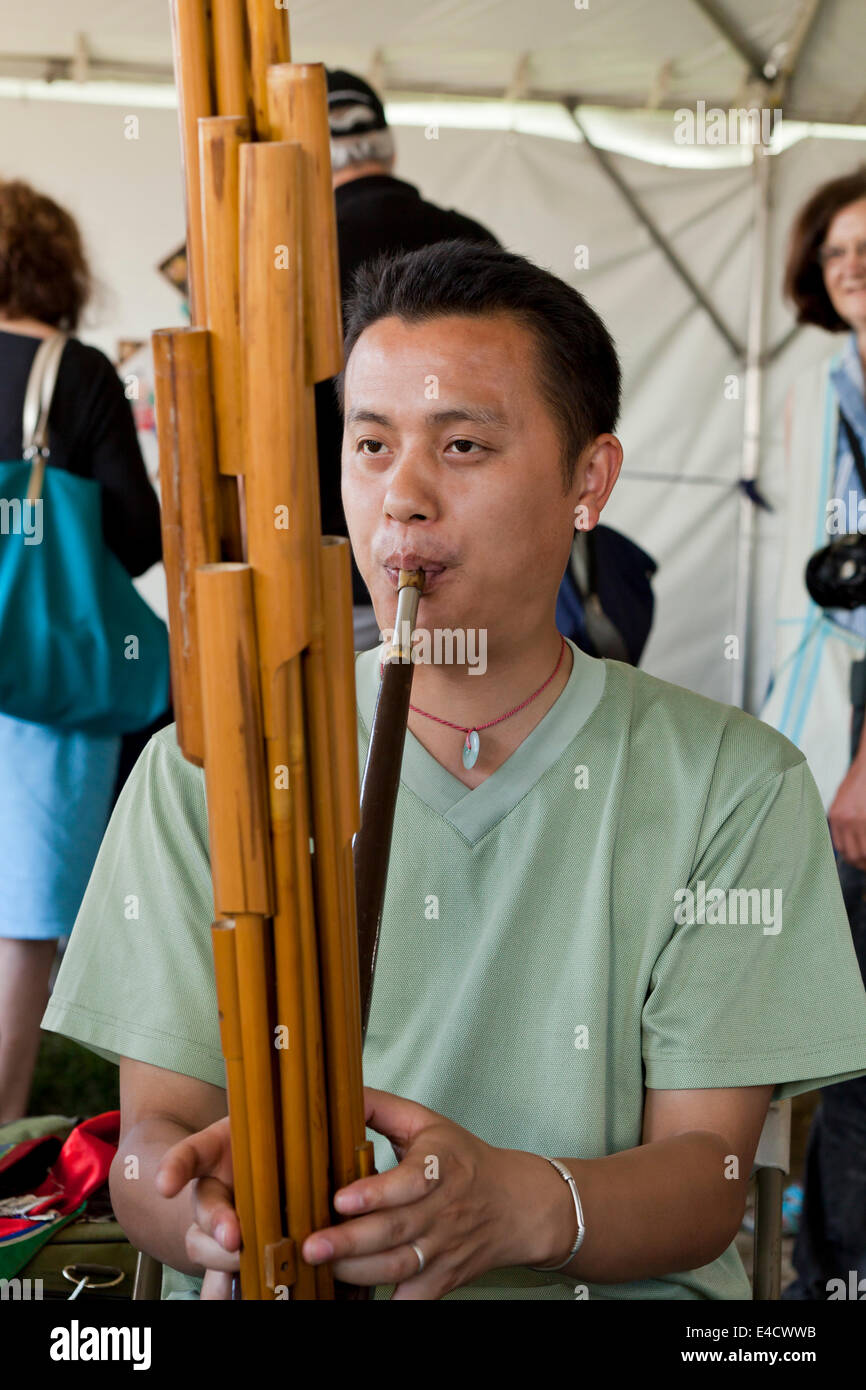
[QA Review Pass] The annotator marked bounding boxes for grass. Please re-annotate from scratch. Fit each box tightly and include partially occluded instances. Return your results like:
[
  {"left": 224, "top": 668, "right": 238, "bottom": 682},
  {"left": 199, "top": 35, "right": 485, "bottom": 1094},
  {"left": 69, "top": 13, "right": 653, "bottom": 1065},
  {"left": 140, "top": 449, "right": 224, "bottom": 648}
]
[{"left": 30, "top": 1030, "right": 119, "bottom": 1119}]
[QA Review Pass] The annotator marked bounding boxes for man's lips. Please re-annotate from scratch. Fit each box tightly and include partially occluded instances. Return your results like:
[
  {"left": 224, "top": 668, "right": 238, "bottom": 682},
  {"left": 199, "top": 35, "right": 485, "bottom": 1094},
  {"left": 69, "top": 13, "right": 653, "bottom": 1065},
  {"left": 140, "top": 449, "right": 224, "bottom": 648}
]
[
  {"left": 382, "top": 552, "right": 448, "bottom": 573},
  {"left": 383, "top": 564, "right": 448, "bottom": 592},
  {"left": 381, "top": 551, "right": 451, "bottom": 592}
]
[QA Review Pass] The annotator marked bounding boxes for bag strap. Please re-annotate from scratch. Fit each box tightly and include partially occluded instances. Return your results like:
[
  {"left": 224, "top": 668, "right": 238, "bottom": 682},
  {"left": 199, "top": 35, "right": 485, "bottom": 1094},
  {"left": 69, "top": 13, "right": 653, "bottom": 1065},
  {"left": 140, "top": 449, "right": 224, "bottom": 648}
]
[
  {"left": 839, "top": 409, "right": 866, "bottom": 498},
  {"left": 22, "top": 332, "right": 68, "bottom": 502}
]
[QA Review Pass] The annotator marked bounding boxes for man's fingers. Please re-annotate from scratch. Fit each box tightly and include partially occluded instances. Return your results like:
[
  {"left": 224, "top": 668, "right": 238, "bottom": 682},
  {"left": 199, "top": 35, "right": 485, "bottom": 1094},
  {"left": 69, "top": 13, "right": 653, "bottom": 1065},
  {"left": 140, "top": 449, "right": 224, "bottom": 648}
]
[
  {"left": 156, "top": 1120, "right": 229, "bottom": 1197},
  {"left": 193, "top": 1176, "right": 241, "bottom": 1248},
  {"left": 200, "top": 1268, "right": 235, "bottom": 1301},
  {"left": 362, "top": 1086, "right": 435, "bottom": 1149},
  {"left": 330, "top": 1242, "right": 431, "bottom": 1291},
  {"left": 185, "top": 1221, "right": 241, "bottom": 1274},
  {"left": 333, "top": 1142, "right": 435, "bottom": 1218}
]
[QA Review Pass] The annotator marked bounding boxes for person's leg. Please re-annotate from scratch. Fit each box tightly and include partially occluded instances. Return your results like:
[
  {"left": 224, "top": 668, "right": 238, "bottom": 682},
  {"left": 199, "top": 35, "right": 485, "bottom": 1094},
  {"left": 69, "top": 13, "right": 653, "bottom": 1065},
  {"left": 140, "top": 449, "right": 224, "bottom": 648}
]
[
  {"left": 784, "top": 854, "right": 866, "bottom": 1298},
  {"left": 783, "top": 1105, "right": 831, "bottom": 1299},
  {"left": 0, "top": 937, "right": 58, "bottom": 1123}
]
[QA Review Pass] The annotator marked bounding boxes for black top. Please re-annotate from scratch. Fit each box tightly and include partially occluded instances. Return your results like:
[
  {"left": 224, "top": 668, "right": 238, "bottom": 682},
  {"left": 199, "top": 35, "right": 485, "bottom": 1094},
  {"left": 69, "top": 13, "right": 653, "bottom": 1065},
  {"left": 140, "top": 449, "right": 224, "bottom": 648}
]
[
  {"left": 315, "top": 174, "right": 500, "bottom": 603},
  {"left": 0, "top": 330, "right": 162, "bottom": 578}
]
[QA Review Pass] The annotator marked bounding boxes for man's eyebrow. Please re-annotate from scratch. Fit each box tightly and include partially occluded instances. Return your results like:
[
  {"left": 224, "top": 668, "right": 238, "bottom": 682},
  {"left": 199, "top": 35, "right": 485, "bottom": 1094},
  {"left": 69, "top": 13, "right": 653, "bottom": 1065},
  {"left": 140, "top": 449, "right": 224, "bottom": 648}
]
[{"left": 345, "top": 405, "right": 509, "bottom": 428}]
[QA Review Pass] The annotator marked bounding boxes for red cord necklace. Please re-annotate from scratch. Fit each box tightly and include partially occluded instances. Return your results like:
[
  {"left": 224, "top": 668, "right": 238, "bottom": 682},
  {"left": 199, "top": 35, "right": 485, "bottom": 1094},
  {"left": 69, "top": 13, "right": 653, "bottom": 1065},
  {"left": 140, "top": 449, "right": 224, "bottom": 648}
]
[{"left": 380, "top": 634, "right": 566, "bottom": 770}]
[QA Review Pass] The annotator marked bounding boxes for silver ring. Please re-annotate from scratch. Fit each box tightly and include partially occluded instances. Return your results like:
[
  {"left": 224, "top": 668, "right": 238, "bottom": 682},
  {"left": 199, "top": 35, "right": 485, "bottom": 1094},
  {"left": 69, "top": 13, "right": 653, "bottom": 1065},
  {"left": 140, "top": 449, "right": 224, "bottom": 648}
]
[{"left": 410, "top": 1242, "right": 425, "bottom": 1274}]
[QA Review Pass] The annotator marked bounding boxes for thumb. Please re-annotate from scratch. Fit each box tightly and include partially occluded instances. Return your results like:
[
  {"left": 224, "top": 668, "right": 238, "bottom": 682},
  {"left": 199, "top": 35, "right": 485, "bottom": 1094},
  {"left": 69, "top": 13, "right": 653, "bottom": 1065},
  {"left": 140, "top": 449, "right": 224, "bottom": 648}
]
[
  {"left": 362, "top": 1086, "right": 437, "bottom": 1151},
  {"left": 156, "top": 1118, "right": 232, "bottom": 1198}
]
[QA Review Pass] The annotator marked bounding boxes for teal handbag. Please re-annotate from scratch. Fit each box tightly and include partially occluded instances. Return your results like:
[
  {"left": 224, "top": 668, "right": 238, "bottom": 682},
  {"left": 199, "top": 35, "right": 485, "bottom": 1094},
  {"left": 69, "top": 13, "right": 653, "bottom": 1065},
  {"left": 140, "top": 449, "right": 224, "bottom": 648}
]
[{"left": 0, "top": 333, "right": 170, "bottom": 734}]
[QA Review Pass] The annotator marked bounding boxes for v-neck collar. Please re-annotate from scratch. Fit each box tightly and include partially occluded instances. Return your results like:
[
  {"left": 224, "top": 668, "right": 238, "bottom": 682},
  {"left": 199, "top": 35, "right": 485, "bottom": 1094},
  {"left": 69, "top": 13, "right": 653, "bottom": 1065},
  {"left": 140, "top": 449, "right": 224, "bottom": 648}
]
[{"left": 355, "top": 637, "right": 606, "bottom": 845}]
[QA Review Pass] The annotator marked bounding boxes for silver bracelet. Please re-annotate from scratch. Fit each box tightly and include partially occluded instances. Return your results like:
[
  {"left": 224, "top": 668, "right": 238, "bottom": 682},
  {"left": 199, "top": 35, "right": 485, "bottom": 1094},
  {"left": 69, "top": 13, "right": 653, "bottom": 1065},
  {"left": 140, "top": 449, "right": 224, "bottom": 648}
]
[{"left": 529, "top": 1157, "right": 586, "bottom": 1272}]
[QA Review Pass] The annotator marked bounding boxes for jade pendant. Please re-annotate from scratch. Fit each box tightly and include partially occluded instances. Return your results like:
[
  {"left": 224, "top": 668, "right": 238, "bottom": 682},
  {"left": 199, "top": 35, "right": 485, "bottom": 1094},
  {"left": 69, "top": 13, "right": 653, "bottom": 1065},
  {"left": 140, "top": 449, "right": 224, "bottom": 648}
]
[{"left": 462, "top": 729, "right": 480, "bottom": 770}]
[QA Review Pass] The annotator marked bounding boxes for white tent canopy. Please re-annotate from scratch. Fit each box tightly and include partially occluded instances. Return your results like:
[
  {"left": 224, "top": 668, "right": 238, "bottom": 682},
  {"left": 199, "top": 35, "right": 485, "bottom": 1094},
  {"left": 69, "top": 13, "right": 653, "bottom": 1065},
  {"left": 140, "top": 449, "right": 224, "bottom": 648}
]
[
  {"left": 1, "top": 0, "right": 864, "bottom": 124},
  {"left": 1, "top": 0, "right": 865, "bottom": 710}
]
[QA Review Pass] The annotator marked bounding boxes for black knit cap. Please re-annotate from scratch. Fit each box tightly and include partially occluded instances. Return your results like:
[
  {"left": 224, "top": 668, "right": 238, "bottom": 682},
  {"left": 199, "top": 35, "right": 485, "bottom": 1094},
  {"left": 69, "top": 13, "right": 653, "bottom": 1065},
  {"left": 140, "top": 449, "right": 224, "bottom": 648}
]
[{"left": 325, "top": 68, "right": 388, "bottom": 136}]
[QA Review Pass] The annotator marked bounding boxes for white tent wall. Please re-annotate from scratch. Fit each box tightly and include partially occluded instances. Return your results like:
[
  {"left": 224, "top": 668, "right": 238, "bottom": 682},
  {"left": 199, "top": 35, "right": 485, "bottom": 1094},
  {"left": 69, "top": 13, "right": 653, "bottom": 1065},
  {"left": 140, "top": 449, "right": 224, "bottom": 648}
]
[
  {"left": 2, "top": 85, "right": 865, "bottom": 705},
  {"left": 0, "top": 96, "right": 183, "bottom": 353},
  {"left": 0, "top": 94, "right": 184, "bottom": 621}
]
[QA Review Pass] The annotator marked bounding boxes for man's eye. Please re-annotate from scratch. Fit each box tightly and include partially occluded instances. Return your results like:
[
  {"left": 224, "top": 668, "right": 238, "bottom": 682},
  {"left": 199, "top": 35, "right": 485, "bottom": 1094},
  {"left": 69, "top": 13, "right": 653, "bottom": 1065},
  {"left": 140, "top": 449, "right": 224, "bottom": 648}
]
[
  {"left": 358, "top": 439, "right": 386, "bottom": 455},
  {"left": 448, "top": 439, "right": 482, "bottom": 454}
]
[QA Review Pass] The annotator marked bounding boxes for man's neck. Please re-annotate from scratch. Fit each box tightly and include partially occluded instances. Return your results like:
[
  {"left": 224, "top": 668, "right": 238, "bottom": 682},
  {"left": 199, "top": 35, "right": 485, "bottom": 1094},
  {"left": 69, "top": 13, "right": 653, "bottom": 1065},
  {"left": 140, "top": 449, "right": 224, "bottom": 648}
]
[{"left": 398, "top": 628, "right": 573, "bottom": 790}]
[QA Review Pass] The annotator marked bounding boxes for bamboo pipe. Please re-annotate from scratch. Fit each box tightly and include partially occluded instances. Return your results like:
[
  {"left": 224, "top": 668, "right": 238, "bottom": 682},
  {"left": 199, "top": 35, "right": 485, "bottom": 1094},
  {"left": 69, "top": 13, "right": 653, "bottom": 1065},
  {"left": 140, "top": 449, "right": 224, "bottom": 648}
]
[
  {"left": 239, "top": 139, "right": 313, "bottom": 715},
  {"left": 211, "top": 921, "right": 261, "bottom": 1299},
  {"left": 210, "top": 0, "right": 250, "bottom": 120},
  {"left": 199, "top": 116, "right": 249, "bottom": 481},
  {"left": 245, "top": 0, "right": 291, "bottom": 138},
  {"left": 233, "top": 910, "right": 292, "bottom": 1297},
  {"left": 283, "top": 655, "right": 334, "bottom": 1298},
  {"left": 238, "top": 136, "right": 335, "bottom": 1296},
  {"left": 304, "top": 625, "right": 364, "bottom": 1192},
  {"left": 169, "top": 0, "right": 213, "bottom": 327},
  {"left": 196, "top": 562, "right": 292, "bottom": 1297},
  {"left": 151, "top": 327, "right": 221, "bottom": 767},
  {"left": 194, "top": 564, "right": 273, "bottom": 913},
  {"left": 319, "top": 538, "right": 368, "bottom": 1153},
  {"left": 266, "top": 659, "right": 324, "bottom": 1301},
  {"left": 267, "top": 63, "right": 343, "bottom": 383},
  {"left": 266, "top": 72, "right": 368, "bottom": 1178}
]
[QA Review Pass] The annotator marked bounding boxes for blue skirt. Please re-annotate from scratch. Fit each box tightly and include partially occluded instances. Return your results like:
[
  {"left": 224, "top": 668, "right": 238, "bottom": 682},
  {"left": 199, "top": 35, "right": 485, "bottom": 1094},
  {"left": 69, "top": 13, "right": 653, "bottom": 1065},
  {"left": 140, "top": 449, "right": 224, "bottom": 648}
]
[{"left": 0, "top": 712, "right": 120, "bottom": 940}]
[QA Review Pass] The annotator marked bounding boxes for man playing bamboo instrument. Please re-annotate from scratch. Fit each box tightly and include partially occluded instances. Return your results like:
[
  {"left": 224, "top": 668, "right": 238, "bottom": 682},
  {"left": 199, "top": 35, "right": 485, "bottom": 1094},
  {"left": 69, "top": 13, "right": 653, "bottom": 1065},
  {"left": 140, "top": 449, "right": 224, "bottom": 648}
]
[{"left": 44, "top": 240, "right": 866, "bottom": 1300}]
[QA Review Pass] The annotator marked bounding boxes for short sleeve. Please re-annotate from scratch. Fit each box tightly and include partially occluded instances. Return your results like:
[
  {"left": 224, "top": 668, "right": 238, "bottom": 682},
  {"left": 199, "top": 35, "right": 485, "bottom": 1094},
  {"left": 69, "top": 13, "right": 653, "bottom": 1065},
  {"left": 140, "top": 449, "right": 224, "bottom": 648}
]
[
  {"left": 642, "top": 758, "right": 866, "bottom": 1100},
  {"left": 41, "top": 725, "right": 226, "bottom": 1089}
]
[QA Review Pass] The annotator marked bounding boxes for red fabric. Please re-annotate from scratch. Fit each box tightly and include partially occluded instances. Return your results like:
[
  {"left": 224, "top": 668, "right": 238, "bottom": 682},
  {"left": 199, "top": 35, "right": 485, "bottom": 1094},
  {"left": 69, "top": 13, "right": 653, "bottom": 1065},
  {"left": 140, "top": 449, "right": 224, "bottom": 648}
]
[
  {"left": 0, "top": 1135, "right": 50, "bottom": 1181},
  {"left": 0, "top": 1111, "right": 119, "bottom": 1222}
]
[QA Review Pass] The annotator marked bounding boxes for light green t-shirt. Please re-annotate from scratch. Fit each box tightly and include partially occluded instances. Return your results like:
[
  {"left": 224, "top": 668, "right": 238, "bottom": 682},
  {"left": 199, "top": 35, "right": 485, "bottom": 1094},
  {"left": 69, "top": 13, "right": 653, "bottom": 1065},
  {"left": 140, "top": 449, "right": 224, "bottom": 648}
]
[{"left": 42, "top": 640, "right": 866, "bottom": 1300}]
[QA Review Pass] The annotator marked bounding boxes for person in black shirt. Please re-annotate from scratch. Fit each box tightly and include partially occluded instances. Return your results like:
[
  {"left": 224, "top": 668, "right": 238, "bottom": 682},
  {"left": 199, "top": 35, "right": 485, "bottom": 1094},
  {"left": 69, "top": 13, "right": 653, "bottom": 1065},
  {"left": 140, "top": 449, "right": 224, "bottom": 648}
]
[
  {"left": 0, "top": 178, "right": 162, "bottom": 1121},
  {"left": 318, "top": 70, "right": 500, "bottom": 647}
]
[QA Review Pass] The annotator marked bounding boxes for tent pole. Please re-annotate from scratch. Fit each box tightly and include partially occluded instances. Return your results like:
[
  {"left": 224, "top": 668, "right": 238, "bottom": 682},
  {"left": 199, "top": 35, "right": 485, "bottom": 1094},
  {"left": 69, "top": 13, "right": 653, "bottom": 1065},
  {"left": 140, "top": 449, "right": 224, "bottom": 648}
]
[
  {"left": 688, "top": 0, "right": 768, "bottom": 81},
  {"left": 565, "top": 104, "right": 745, "bottom": 360},
  {"left": 733, "top": 4, "right": 821, "bottom": 706},
  {"left": 733, "top": 141, "right": 771, "bottom": 709}
]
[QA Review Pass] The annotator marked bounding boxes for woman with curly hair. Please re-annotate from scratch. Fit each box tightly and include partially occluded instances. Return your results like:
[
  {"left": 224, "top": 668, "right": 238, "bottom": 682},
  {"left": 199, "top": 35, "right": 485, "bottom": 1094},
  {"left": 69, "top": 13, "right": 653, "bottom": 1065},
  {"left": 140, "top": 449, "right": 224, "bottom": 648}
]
[
  {"left": 0, "top": 179, "right": 163, "bottom": 1121},
  {"left": 761, "top": 168, "right": 866, "bottom": 1299}
]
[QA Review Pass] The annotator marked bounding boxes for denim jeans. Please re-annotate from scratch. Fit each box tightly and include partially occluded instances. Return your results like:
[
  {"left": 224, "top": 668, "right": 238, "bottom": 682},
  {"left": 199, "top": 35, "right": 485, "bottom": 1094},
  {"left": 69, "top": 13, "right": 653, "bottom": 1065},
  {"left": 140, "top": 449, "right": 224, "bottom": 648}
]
[{"left": 783, "top": 662, "right": 866, "bottom": 1299}]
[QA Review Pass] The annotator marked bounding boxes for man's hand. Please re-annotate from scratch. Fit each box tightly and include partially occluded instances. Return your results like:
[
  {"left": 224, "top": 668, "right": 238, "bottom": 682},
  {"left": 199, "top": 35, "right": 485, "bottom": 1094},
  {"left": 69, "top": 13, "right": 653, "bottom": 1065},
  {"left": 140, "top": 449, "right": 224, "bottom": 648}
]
[
  {"left": 829, "top": 757, "right": 866, "bottom": 868},
  {"left": 153, "top": 1089, "right": 566, "bottom": 1301},
  {"left": 302, "top": 1087, "right": 566, "bottom": 1300},
  {"left": 155, "top": 1115, "right": 240, "bottom": 1300}
]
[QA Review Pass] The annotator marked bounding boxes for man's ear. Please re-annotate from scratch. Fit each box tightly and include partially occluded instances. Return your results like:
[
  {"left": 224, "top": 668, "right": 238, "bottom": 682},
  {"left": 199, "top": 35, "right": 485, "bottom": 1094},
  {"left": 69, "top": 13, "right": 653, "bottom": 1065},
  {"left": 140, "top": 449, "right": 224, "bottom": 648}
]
[{"left": 571, "top": 434, "right": 623, "bottom": 531}]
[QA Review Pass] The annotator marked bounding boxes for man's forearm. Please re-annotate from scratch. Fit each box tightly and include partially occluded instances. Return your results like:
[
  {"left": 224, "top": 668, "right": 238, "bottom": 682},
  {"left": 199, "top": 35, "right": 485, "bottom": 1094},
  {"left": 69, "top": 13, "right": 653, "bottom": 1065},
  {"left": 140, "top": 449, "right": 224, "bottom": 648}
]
[
  {"left": 109, "top": 1118, "right": 204, "bottom": 1277},
  {"left": 533, "top": 1130, "right": 742, "bottom": 1284}
]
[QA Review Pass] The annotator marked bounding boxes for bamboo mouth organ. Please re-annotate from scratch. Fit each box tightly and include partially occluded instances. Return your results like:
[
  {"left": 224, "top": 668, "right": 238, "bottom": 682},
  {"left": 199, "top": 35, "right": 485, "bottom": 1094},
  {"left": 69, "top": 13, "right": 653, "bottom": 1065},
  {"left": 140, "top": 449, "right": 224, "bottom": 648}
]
[{"left": 153, "top": 1, "right": 422, "bottom": 1300}]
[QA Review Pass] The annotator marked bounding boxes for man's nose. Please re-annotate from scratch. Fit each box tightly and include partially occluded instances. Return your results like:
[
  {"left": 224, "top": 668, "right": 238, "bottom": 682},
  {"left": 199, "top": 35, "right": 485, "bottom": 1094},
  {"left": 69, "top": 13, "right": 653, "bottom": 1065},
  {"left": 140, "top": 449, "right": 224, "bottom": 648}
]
[{"left": 382, "top": 448, "right": 436, "bottom": 521}]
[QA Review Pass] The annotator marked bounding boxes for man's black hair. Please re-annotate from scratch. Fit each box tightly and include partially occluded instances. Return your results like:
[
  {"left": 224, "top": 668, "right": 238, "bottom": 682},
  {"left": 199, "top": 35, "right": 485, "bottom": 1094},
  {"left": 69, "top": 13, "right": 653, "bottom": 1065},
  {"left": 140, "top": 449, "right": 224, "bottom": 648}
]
[{"left": 335, "top": 239, "right": 621, "bottom": 490}]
